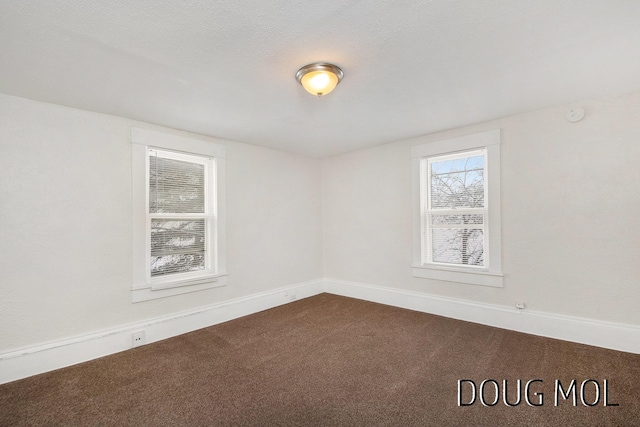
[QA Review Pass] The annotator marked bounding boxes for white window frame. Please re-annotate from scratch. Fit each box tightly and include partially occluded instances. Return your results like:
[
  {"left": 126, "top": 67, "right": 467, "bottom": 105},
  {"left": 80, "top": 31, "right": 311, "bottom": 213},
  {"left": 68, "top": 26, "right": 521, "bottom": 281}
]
[
  {"left": 412, "top": 130, "right": 503, "bottom": 287},
  {"left": 146, "top": 148, "right": 216, "bottom": 287},
  {"left": 422, "top": 148, "right": 488, "bottom": 268},
  {"left": 131, "top": 128, "right": 227, "bottom": 302}
]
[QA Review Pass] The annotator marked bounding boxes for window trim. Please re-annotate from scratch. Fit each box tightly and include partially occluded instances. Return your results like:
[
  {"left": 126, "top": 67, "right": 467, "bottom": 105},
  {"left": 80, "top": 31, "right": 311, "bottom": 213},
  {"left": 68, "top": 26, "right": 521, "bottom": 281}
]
[
  {"left": 131, "top": 127, "right": 227, "bottom": 302},
  {"left": 411, "top": 130, "right": 503, "bottom": 287}
]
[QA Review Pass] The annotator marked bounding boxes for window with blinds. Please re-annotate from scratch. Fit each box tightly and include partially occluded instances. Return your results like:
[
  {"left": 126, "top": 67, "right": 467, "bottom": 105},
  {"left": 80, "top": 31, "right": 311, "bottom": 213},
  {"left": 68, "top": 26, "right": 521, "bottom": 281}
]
[
  {"left": 147, "top": 148, "right": 216, "bottom": 281},
  {"left": 422, "top": 149, "right": 487, "bottom": 267}
]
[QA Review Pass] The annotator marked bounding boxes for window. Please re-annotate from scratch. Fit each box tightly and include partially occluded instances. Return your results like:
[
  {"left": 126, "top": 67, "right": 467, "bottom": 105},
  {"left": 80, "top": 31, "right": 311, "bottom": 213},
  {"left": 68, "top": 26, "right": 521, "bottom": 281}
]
[
  {"left": 131, "top": 128, "right": 227, "bottom": 302},
  {"left": 423, "top": 149, "right": 487, "bottom": 267},
  {"left": 148, "top": 149, "right": 214, "bottom": 281},
  {"left": 412, "top": 130, "right": 503, "bottom": 287}
]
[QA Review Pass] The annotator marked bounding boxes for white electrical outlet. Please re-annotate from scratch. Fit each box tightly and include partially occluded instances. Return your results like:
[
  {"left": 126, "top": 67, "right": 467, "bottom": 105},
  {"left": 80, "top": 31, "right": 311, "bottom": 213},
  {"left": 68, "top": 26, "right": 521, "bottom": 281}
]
[
  {"left": 132, "top": 331, "right": 146, "bottom": 348},
  {"left": 566, "top": 107, "right": 585, "bottom": 122}
]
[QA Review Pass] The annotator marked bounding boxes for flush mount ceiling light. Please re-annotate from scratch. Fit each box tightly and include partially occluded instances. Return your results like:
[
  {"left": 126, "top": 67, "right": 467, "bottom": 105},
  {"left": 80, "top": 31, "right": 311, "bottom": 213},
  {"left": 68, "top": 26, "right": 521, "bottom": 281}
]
[{"left": 295, "top": 63, "right": 344, "bottom": 97}]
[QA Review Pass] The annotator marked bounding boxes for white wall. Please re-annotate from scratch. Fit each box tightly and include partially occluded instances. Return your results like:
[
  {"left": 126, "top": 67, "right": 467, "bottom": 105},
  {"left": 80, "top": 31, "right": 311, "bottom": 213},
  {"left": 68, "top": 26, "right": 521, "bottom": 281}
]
[
  {"left": 2, "top": 89, "right": 639, "bottom": 365},
  {"left": 322, "top": 91, "right": 640, "bottom": 325},
  {"left": 0, "top": 94, "right": 323, "bottom": 353}
]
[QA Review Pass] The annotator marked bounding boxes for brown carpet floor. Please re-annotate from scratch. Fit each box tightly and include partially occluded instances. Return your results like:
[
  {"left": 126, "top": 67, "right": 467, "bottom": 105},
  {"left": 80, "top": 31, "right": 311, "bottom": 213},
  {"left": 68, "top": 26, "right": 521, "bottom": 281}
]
[{"left": 1, "top": 293, "right": 639, "bottom": 426}]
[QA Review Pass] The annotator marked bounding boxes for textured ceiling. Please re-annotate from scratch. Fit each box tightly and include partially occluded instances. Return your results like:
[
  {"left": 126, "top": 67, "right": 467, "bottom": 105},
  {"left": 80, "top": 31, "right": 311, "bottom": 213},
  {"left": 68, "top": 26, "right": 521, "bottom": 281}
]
[{"left": 1, "top": 1, "right": 640, "bottom": 157}]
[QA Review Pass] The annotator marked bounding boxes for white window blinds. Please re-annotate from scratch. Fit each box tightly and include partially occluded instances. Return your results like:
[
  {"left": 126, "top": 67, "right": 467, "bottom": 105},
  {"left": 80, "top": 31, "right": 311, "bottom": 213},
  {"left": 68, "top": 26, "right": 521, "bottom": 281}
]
[
  {"left": 148, "top": 149, "right": 216, "bottom": 280},
  {"left": 149, "top": 154, "right": 205, "bottom": 214},
  {"left": 423, "top": 149, "right": 487, "bottom": 267}
]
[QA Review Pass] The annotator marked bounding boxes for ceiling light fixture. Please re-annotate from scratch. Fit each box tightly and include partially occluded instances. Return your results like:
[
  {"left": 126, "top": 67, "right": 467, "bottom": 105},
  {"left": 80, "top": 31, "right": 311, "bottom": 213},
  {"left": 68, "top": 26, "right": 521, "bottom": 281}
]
[{"left": 296, "top": 63, "right": 344, "bottom": 97}]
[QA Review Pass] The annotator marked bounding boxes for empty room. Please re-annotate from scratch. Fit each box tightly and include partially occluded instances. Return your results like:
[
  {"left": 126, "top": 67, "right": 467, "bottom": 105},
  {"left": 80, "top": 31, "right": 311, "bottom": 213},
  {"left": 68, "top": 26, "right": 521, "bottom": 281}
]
[{"left": 1, "top": 1, "right": 639, "bottom": 426}]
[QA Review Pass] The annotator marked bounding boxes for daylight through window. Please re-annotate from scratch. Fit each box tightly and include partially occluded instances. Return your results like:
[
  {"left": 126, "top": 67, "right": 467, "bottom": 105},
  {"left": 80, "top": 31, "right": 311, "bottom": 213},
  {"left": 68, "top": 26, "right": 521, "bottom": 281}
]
[
  {"left": 148, "top": 149, "right": 214, "bottom": 278},
  {"left": 423, "top": 149, "right": 487, "bottom": 267}
]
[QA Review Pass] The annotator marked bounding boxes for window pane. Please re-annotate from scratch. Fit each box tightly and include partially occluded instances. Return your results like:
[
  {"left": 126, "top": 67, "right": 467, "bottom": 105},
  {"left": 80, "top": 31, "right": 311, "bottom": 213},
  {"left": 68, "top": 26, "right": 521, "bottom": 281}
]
[
  {"left": 149, "top": 154, "right": 205, "bottom": 213},
  {"left": 430, "top": 154, "right": 484, "bottom": 209},
  {"left": 431, "top": 228, "right": 484, "bottom": 266},
  {"left": 150, "top": 219, "right": 206, "bottom": 276}
]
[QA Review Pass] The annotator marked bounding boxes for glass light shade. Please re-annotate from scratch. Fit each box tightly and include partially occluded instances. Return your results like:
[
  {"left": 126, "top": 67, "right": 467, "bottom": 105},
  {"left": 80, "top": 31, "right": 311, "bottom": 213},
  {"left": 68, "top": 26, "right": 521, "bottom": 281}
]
[{"left": 296, "top": 63, "right": 343, "bottom": 97}]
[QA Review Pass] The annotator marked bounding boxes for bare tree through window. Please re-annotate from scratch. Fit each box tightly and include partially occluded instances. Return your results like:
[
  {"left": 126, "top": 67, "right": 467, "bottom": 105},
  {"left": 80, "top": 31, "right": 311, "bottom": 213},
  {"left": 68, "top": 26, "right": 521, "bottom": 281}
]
[{"left": 426, "top": 150, "right": 486, "bottom": 266}]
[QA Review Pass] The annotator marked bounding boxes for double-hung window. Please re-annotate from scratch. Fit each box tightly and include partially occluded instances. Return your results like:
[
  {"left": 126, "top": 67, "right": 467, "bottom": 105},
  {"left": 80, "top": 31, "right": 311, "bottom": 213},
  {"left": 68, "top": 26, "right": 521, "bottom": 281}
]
[
  {"left": 131, "top": 128, "right": 227, "bottom": 302},
  {"left": 423, "top": 149, "right": 487, "bottom": 267},
  {"left": 148, "top": 149, "right": 215, "bottom": 282},
  {"left": 412, "top": 130, "right": 503, "bottom": 287}
]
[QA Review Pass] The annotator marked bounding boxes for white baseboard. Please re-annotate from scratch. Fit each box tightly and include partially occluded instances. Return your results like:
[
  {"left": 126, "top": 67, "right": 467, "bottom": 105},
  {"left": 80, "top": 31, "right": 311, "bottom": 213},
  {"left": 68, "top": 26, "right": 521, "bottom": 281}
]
[
  {"left": 0, "top": 279, "right": 324, "bottom": 385},
  {"left": 323, "top": 278, "right": 640, "bottom": 355},
  {"left": 3, "top": 277, "right": 639, "bottom": 385}
]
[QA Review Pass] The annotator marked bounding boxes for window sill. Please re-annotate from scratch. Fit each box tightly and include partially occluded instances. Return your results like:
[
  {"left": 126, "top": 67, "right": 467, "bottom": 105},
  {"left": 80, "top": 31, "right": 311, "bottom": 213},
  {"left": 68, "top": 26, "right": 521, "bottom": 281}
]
[
  {"left": 132, "top": 273, "right": 228, "bottom": 303},
  {"left": 149, "top": 272, "right": 228, "bottom": 291},
  {"left": 412, "top": 264, "right": 503, "bottom": 288}
]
